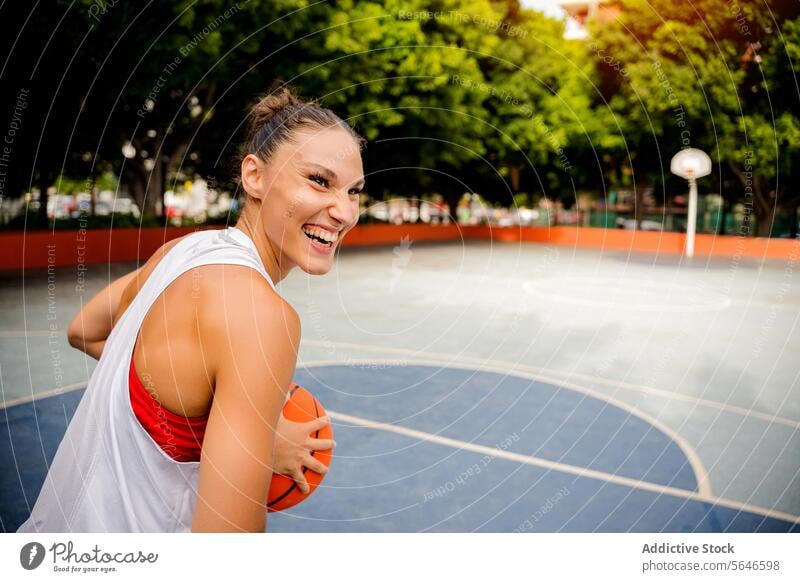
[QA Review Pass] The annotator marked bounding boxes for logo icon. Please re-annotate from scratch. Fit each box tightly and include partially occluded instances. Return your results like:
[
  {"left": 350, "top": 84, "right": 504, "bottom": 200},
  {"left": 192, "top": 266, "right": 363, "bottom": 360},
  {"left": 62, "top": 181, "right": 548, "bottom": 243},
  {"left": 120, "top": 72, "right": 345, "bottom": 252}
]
[
  {"left": 389, "top": 234, "right": 413, "bottom": 293},
  {"left": 20, "top": 542, "right": 46, "bottom": 570}
]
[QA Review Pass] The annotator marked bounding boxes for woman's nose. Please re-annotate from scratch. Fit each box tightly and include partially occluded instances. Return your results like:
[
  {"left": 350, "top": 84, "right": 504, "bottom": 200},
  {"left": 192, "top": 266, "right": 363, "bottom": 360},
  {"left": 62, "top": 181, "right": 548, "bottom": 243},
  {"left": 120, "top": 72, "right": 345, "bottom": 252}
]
[{"left": 327, "top": 189, "right": 356, "bottom": 225}]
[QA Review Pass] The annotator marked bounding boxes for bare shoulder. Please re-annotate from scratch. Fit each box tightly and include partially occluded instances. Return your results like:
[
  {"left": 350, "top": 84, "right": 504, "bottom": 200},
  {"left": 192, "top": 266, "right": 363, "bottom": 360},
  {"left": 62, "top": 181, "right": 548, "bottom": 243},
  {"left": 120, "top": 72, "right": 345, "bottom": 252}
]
[
  {"left": 195, "top": 263, "right": 298, "bottom": 327},
  {"left": 195, "top": 264, "right": 301, "bottom": 381}
]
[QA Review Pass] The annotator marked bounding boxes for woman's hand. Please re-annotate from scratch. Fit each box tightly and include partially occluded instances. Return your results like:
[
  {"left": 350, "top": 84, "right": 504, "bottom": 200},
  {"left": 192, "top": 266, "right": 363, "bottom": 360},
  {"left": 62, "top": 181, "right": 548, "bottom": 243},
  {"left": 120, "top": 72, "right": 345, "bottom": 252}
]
[{"left": 272, "top": 413, "right": 335, "bottom": 494}]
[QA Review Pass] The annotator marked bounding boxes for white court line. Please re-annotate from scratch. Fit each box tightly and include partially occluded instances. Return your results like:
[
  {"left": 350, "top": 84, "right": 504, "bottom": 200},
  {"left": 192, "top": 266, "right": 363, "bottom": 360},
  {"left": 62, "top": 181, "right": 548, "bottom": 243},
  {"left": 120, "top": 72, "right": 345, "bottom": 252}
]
[
  {"left": 5, "top": 333, "right": 796, "bottom": 428},
  {"left": 3, "top": 363, "right": 797, "bottom": 524},
  {"left": 1, "top": 355, "right": 714, "bottom": 498},
  {"left": 0, "top": 353, "right": 713, "bottom": 497},
  {"left": 301, "top": 339, "right": 800, "bottom": 430},
  {"left": 327, "top": 408, "right": 800, "bottom": 525},
  {"left": 521, "top": 277, "right": 734, "bottom": 313},
  {"left": 301, "top": 356, "right": 713, "bottom": 498},
  {"left": 1, "top": 382, "right": 87, "bottom": 409}
]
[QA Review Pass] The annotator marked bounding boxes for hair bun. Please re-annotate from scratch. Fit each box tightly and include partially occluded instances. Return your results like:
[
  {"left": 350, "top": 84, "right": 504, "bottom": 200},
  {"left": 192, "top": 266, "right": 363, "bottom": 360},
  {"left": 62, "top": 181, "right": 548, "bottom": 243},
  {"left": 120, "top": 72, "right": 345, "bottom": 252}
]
[{"left": 246, "top": 86, "right": 302, "bottom": 145}]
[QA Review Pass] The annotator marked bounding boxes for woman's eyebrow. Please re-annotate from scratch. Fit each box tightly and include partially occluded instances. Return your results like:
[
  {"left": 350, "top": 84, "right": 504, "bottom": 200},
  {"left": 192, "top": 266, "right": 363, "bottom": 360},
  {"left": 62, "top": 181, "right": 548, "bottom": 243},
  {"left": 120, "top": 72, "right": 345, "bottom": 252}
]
[
  {"left": 305, "top": 163, "right": 365, "bottom": 189},
  {"left": 305, "top": 163, "right": 336, "bottom": 180}
]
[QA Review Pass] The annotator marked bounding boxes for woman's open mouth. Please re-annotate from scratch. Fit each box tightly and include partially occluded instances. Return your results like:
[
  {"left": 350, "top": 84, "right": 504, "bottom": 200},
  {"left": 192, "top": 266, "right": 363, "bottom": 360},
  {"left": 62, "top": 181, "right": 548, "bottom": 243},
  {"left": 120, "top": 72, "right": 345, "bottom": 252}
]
[{"left": 302, "top": 224, "right": 338, "bottom": 253}]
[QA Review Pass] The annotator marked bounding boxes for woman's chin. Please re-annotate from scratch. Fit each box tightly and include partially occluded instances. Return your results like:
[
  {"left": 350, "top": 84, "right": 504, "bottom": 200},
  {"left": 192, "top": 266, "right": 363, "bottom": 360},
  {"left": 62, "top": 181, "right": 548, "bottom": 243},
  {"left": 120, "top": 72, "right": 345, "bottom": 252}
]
[
  {"left": 299, "top": 257, "right": 334, "bottom": 276},
  {"left": 295, "top": 236, "right": 337, "bottom": 275}
]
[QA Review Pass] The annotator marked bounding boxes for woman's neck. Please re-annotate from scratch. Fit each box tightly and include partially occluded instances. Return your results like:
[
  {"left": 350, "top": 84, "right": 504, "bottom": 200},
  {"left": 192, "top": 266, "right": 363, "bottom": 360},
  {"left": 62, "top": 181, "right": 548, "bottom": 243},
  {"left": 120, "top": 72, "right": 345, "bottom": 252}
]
[{"left": 234, "top": 207, "right": 292, "bottom": 285}]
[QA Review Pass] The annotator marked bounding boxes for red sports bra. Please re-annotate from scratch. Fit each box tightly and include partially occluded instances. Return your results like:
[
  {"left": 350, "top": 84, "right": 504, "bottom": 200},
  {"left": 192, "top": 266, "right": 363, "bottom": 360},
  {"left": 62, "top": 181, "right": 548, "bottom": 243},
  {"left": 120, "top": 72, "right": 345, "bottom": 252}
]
[{"left": 128, "top": 355, "right": 208, "bottom": 462}]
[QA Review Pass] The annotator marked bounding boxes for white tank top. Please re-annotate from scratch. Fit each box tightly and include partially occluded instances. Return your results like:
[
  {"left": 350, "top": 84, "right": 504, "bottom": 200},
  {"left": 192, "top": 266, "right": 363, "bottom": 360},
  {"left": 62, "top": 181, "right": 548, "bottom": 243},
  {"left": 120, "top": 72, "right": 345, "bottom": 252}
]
[{"left": 17, "top": 226, "right": 276, "bottom": 532}]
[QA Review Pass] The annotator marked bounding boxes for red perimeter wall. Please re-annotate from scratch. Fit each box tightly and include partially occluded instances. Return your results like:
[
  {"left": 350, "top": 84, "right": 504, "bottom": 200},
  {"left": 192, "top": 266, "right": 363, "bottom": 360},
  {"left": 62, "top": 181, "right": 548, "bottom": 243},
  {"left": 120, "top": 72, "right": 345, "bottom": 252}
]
[{"left": 1, "top": 224, "right": 797, "bottom": 271}]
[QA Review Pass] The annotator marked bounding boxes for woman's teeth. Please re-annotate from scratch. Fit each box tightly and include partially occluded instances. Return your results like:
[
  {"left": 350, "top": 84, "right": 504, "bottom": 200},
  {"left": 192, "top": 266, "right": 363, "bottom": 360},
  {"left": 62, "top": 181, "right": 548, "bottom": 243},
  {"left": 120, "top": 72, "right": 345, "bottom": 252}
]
[{"left": 302, "top": 225, "right": 337, "bottom": 247}]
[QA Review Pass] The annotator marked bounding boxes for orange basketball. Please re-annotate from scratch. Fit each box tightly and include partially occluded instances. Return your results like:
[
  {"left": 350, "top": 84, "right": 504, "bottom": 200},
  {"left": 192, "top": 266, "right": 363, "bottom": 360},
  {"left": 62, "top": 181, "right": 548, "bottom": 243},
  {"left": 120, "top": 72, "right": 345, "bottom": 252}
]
[{"left": 267, "top": 383, "right": 333, "bottom": 512}]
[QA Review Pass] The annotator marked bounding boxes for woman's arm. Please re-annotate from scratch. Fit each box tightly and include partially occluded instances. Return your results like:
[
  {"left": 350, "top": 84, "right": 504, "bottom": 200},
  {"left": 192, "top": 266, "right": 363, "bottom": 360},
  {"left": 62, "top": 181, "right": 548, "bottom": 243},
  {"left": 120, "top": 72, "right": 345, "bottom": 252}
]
[
  {"left": 192, "top": 267, "right": 301, "bottom": 532},
  {"left": 66, "top": 268, "right": 141, "bottom": 360},
  {"left": 66, "top": 235, "right": 187, "bottom": 360}
]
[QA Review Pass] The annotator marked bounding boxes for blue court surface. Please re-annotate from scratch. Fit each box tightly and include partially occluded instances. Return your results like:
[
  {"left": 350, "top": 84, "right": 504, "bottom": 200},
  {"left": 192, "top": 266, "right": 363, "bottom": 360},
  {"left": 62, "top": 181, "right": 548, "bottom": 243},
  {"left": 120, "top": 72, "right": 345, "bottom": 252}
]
[{"left": 2, "top": 242, "right": 799, "bottom": 532}]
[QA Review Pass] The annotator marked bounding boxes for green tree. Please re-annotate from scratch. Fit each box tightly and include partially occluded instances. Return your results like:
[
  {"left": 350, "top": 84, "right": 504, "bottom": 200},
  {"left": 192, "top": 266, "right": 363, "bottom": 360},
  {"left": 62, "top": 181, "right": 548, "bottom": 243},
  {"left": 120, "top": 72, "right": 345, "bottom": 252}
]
[
  {"left": 482, "top": 4, "right": 617, "bottom": 207},
  {"left": 290, "top": 0, "right": 498, "bottom": 213},
  {"left": 286, "top": 0, "right": 600, "bottom": 213},
  {"left": 589, "top": 0, "right": 800, "bottom": 236},
  {"left": 66, "top": 0, "right": 323, "bottom": 219}
]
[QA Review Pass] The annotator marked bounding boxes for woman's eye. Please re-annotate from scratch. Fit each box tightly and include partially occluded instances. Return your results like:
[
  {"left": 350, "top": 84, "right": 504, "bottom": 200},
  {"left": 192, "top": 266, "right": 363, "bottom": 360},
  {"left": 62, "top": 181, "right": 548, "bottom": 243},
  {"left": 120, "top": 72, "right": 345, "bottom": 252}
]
[{"left": 309, "top": 174, "right": 328, "bottom": 187}]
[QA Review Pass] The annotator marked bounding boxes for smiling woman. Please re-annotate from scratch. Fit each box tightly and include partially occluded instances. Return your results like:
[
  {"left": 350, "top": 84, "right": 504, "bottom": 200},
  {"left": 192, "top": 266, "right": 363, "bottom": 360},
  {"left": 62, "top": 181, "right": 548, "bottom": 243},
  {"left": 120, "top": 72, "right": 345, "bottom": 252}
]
[
  {"left": 234, "top": 85, "right": 366, "bottom": 277},
  {"left": 17, "top": 84, "right": 363, "bottom": 533}
]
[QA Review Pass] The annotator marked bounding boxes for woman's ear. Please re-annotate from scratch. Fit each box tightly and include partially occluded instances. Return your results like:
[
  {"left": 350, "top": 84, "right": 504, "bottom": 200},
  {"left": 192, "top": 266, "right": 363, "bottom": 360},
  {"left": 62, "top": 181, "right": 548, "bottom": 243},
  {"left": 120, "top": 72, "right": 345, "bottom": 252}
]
[{"left": 241, "top": 154, "right": 265, "bottom": 201}]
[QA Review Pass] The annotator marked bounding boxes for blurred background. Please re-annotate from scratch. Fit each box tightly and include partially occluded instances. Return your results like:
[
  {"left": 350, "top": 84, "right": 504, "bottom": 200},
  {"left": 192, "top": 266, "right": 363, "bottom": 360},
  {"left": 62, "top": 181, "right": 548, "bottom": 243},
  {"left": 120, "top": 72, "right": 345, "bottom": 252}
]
[{"left": 1, "top": 0, "right": 798, "bottom": 237}]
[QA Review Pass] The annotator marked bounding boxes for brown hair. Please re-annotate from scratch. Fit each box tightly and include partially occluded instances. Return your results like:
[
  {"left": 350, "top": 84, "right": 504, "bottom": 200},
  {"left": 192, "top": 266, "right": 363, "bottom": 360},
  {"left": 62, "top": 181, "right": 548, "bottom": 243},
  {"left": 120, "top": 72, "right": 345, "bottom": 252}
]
[{"left": 235, "top": 83, "right": 365, "bottom": 201}]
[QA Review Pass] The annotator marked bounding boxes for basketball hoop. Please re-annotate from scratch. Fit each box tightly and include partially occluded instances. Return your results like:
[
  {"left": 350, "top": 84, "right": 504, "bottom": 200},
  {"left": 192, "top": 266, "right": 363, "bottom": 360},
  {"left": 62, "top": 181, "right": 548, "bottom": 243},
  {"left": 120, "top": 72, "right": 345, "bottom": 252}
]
[
  {"left": 670, "top": 148, "right": 712, "bottom": 259},
  {"left": 671, "top": 148, "right": 711, "bottom": 180}
]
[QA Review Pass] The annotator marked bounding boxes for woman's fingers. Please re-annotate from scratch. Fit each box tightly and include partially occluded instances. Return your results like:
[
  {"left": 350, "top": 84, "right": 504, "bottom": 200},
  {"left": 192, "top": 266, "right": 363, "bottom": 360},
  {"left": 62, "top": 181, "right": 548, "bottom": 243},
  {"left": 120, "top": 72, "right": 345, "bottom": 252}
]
[
  {"left": 291, "top": 468, "right": 310, "bottom": 494},
  {"left": 306, "top": 438, "right": 336, "bottom": 451},
  {"left": 303, "top": 453, "right": 330, "bottom": 476},
  {"left": 290, "top": 457, "right": 328, "bottom": 493},
  {"left": 305, "top": 415, "right": 330, "bottom": 431}
]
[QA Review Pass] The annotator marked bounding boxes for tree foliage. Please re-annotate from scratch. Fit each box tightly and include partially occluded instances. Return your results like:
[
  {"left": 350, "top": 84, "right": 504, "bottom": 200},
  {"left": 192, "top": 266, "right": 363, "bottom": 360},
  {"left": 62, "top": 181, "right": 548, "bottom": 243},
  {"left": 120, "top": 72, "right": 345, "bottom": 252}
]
[
  {"left": 589, "top": 0, "right": 800, "bottom": 235},
  {"left": 1, "top": 0, "right": 798, "bottom": 236}
]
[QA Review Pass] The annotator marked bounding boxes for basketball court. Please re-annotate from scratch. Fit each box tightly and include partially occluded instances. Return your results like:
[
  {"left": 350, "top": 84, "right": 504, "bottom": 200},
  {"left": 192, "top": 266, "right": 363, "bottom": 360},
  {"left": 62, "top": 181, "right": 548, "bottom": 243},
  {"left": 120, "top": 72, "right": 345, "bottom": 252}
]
[{"left": 2, "top": 239, "right": 799, "bottom": 532}]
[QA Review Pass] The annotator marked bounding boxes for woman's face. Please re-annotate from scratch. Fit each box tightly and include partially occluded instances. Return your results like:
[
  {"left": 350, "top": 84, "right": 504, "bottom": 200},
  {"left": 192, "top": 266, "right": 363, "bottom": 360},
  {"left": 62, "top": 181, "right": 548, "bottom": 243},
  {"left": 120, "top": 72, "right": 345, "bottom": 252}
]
[{"left": 243, "top": 126, "right": 365, "bottom": 276}]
